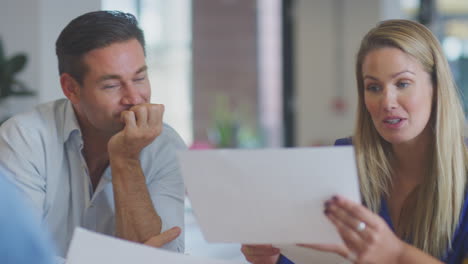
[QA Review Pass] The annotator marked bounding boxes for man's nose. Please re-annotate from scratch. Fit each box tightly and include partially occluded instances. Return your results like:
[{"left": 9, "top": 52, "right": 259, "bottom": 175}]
[{"left": 121, "top": 84, "right": 145, "bottom": 105}]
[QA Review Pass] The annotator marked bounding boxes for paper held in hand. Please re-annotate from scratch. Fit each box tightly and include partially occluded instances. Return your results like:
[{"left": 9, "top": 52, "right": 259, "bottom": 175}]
[{"left": 178, "top": 146, "right": 361, "bottom": 245}]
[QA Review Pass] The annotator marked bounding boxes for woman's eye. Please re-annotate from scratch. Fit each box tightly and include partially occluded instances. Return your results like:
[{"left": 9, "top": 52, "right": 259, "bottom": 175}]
[
  {"left": 397, "top": 81, "right": 410, "bottom": 88},
  {"left": 366, "top": 84, "right": 381, "bottom": 92}
]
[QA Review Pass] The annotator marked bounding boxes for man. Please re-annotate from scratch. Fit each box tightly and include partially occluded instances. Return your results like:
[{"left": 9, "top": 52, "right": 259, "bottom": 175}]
[
  {"left": 0, "top": 11, "right": 185, "bottom": 259},
  {"left": 0, "top": 171, "right": 54, "bottom": 264}
]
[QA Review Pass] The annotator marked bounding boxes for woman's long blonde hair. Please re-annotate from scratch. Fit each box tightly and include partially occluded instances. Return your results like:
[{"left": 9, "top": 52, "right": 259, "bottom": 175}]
[{"left": 354, "top": 19, "right": 468, "bottom": 258}]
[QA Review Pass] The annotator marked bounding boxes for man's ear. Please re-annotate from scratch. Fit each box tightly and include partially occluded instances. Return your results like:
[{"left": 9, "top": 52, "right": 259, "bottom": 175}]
[{"left": 60, "top": 73, "right": 81, "bottom": 104}]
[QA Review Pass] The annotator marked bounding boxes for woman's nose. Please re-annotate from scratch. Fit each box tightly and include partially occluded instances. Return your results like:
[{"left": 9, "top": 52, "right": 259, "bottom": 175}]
[{"left": 381, "top": 89, "right": 398, "bottom": 111}]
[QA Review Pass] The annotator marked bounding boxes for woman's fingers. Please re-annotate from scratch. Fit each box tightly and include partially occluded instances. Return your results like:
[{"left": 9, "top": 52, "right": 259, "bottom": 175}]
[
  {"left": 241, "top": 244, "right": 280, "bottom": 256},
  {"left": 326, "top": 211, "right": 366, "bottom": 253},
  {"left": 241, "top": 244, "right": 280, "bottom": 264},
  {"left": 330, "top": 195, "right": 377, "bottom": 229}
]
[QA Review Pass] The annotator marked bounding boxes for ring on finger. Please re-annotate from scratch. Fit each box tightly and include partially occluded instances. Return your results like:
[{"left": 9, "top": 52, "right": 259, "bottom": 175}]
[{"left": 356, "top": 221, "right": 366, "bottom": 232}]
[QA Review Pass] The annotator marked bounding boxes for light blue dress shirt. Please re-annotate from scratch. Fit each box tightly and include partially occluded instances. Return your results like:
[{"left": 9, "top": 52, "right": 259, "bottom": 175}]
[
  {"left": 0, "top": 170, "right": 54, "bottom": 264},
  {"left": 0, "top": 99, "right": 186, "bottom": 258}
]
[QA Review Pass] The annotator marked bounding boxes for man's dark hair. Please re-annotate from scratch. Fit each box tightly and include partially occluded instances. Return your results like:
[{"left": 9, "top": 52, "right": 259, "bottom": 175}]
[{"left": 55, "top": 10, "right": 146, "bottom": 85}]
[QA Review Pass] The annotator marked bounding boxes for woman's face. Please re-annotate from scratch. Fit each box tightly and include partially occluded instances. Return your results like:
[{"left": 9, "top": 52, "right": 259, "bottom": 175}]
[{"left": 362, "top": 47, "right": 433, "bottom": 146}]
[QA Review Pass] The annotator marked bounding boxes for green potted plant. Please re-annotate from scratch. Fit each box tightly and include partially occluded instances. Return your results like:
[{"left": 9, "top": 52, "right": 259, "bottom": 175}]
[
  {"left": 0, "top": 38, "right": 35, "bottom": 99},
  {"left": 209, "top": 95, "right": 260, "bottom": 148},
  {"left": 0, "top": 39, "right": 36, "bottom": 123}
]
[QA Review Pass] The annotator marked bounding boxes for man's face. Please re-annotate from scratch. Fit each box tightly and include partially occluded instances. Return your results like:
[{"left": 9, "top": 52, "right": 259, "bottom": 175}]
[{"left": 73, "top": 39, "right": 151, "bottom": 136}]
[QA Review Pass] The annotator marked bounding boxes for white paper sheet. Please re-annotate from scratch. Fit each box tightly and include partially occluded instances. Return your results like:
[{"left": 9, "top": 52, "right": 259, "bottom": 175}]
[
  {"left": 66, "top": 227, "right": 246, "bottom": 264},
  {"left": 178, "top": 146, "right": 360, "bottom": 245},
  {"left": 276, "top": 244, "right": 350, "bottom": 264}
]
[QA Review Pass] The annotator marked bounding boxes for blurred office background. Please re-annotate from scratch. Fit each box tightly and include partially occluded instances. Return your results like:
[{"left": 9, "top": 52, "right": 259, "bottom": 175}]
[
  {"left": 1, "top": 0, "right": 468, "bottom": 148},
  {"left": 1, "top": 0, "right": 467, "bottom": 261}
]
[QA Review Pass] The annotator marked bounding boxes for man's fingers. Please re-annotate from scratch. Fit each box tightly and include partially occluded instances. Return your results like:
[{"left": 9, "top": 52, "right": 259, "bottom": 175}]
[
  {"left": 148, "top": 104, "right": 164, "bottom": 127},
  {"left": 121, "top": 110, "right": 136, "bottom": 128},
  {"left": 144, "top": 226, "right": 181, "bottom": 248},
  {"left": 133, "top": 105, "right": 148, "bottom": 127},
  {"left": 128, "top": 103, "right": 164, "bottom": 128}
]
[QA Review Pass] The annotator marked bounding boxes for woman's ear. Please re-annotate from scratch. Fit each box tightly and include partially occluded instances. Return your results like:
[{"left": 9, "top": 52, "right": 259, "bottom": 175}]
[{"left": 60, "top": 73, "right": 81, "bottom": 104}]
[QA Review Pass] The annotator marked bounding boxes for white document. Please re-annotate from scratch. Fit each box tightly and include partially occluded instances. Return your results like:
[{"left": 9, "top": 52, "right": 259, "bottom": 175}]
[
  {"left": 178, "top": 146, "right": 360, "bottom": 245},
  {"left": 276, "top": 244, "right": 350, "bottom": 264},
  {"left": 66, "top": 227, "right": 246, "bottom": 264}
]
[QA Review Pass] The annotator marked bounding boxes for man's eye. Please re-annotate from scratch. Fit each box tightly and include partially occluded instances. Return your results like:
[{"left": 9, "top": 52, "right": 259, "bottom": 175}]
[{"left": 103, "top": 84, "right": 119, "bottom": 89}]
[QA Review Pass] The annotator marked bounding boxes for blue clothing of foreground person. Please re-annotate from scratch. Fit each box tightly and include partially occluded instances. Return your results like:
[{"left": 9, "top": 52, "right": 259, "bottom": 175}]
[
  {"left": 0, "top": 172, "right": 54, "bottom": 264},
  {"left": 276, "top": 138, "right": 468, "bottom": 264}
]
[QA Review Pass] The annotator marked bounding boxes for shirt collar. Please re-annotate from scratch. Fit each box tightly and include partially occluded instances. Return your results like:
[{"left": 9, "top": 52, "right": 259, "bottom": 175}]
[{"left": 62, "top": 100, "right": 82, "bottom": 143}]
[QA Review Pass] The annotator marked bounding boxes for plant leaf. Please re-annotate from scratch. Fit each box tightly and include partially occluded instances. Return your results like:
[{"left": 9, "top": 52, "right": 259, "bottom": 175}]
[
  {"left": 0, "top": 79, "right": 12, "bottom": 97},
  {"left": 0, "top": 39, "right": 5, "bottom": 63},
  {"left": 7, "top": 54, "right": 27, "bottom": 74},
  {"left": 10, "top": 80, "right": 35, "bottom": 95}
]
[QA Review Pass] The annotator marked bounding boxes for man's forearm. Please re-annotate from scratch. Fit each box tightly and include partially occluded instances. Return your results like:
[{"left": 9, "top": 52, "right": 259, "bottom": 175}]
[{"left": 111, "top": 156, "right": 162, "bottom": 243}]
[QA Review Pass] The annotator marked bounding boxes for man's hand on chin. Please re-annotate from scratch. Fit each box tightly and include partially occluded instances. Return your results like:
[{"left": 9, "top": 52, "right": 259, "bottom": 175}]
[{"left": 108, "top": 103, "right": 165, "bottom": 159}]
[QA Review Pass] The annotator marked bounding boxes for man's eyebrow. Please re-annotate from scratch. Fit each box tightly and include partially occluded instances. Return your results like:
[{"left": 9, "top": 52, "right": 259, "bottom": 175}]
[
  {"left": 97, "top": 74, "right": 120, "bottom": 83},
  {"left": 135, "top": 65, "right": 147, "bottom": 74},
  {"left": 96, "top": 66, "right": 148, "bottom": 83}
]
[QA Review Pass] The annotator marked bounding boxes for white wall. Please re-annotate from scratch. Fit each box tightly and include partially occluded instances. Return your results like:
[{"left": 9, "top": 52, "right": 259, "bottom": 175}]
[
  {"left": 38, "top": 0, "right": 101, "bottom": 103},
  {"left": 294, "top": 0, "right": 403, "bottom": 146},
  {"left": 0, "top": 0, "right": 40, "bottom": 106},
  {"left": 0, "top": 0, "right": 403, "bottom": 142},
  {"left": 0, "top": 0, "right": 101, "bottom": 107}
]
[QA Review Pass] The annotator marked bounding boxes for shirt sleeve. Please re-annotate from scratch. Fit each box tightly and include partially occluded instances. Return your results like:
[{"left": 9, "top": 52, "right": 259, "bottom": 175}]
[
  {"left": 143, "top": 124, "right": 186, "bottom": 253},
  {"left": 0, "top": 119, "right": 47, "bottom": 215}
]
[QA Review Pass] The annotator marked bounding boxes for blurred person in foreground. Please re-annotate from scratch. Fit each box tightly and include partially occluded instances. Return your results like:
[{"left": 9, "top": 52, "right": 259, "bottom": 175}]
[{"left": 0, "top": 171, "right": 54, "bottom": 264}]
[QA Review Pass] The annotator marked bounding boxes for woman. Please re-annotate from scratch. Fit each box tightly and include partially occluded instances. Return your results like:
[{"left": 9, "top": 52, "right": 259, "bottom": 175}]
[{"left": 242, "top": 19, "right": 468, "bottom": 263}]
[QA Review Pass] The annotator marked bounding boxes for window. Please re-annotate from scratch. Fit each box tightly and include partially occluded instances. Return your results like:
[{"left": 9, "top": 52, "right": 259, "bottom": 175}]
[
  {"left": 102, "top": 0, "right": 193, "bottom": 145},
  {"left": 401, "top": 0, "right": 468, "bottom": 114}
]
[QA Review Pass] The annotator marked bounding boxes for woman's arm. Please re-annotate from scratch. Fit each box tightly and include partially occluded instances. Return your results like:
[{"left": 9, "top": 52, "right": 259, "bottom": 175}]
[{"left": 397, "top": 243, "right": 442, "bottom": 263}]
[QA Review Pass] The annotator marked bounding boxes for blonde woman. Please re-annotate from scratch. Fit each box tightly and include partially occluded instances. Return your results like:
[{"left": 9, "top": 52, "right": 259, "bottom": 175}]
[{"left": 241, "top": 19, "right": 468, "bottom": 263}]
